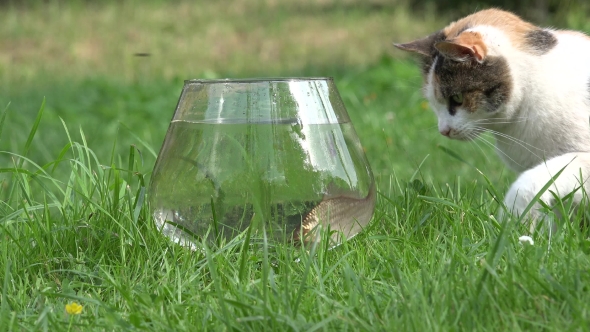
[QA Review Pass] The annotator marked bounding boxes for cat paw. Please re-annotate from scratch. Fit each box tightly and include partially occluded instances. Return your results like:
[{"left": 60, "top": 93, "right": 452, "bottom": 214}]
[
  {"left": 503, "top": 185, "right": 544, "bottom": 232},
  {"left": 502, "top": 153, "right": 590, "bottom": 233}
]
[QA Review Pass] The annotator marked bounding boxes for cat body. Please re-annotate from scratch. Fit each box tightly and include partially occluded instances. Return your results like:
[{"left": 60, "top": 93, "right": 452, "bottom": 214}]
[{"left": 395, "top": 9, "right": 590, "bottom": 227}]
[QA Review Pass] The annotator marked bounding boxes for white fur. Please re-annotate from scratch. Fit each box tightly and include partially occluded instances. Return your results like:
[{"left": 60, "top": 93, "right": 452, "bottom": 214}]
[
  {"left": 425, "top": 26, "right": 590, "bottom": 228},
  {"left": 504, "top": 153, "right": 590, "bottom": 227}
]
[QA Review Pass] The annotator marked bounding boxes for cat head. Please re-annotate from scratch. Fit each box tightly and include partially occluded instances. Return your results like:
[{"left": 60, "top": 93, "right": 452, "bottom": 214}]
[{"left": 394, "top": 9, "right": 529, "bottom": 140}]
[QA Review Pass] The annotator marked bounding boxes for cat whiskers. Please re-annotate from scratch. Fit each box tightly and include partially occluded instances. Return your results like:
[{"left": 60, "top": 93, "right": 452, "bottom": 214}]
[
  {"left": 471, "top": 116, "right": 529, "bottom": 126},
  {"left": 469, "top": 125, "right": 548, "bottom": 170},
  {"left": 473, "top": 120, "right": 526, "bottom": 126},
  {"left": 482, "top": 128, "right": 545, "bottom": 157},
  {"left": 469, "top": 128, "right": 526, "bottom": 169},
  {"left": 468, "top": 117, "right": 544, "bottom": 157},
  {"left": 465, "top": 131, "right": 495, "bottom": 163}
]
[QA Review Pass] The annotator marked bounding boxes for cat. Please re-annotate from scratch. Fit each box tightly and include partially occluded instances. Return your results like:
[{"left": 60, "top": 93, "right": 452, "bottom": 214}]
[{"left": 394, "top": 8, "right": 590, "bottom": 230}]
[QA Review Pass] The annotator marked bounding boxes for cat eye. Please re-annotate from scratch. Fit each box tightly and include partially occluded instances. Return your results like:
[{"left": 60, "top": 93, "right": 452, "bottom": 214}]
[{"left": 450, "top": 94, "right": 464, "bottom": 105}]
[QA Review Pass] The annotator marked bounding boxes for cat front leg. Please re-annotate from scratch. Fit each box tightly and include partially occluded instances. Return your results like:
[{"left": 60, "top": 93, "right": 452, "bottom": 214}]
[{"left": 503, "top": 152, "right": 590, "bottom": 232}]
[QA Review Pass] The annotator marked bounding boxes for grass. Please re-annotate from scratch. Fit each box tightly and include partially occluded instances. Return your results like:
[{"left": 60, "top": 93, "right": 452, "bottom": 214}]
[
  {"left": 1, "top": 1, "right": 590, "bottom": 330},
  {"left": 0, "top": 57, "right": 510, "bottom": 186},
  {"left": 2, "top": 102, "right": 590, "bottom": 330},
  {"left": 0, "top": 0, "right": 441, "bottom": 84}
]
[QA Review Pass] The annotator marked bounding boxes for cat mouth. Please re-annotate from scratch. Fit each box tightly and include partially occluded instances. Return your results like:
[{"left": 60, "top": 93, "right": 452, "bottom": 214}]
[
  {"left": 446, "top": 131, "right": 478, "bottom": 141},
  {"left": 452, "top": 135, "right": 475, "bottom": 141}
]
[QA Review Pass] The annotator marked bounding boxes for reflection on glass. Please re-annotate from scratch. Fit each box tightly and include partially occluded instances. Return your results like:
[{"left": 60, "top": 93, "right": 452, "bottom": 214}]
[{"left": 149, "top": 78, "right": 375, "bottom": 248}]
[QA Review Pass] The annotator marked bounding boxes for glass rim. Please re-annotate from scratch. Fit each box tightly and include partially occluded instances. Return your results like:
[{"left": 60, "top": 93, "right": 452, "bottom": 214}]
[{"left": 184, "top": 77, "right": 334, "bottom": 84}]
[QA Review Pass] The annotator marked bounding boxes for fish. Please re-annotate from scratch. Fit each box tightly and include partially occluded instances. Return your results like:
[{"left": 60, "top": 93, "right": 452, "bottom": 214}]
[{"left": 293, "top": 183, "right": 376, "bottom": 245}]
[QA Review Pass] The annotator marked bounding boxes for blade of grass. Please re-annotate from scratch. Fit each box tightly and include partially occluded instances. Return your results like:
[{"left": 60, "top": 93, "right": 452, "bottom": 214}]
[
  {"left": 0, "top": 260, "right": 11, "bottom": 328},
  {"left": 203, "top": 243, "right": 233, "bottom": 330},
  {"left": 132, "top": 186, "right": 146, "bottom": 224},
  {"left": 516, "top": 161, "right": 570, "bottom": 224},
  {"left": 238, "top": 213, "right": 256, "bottom": 282},
  {"left": 20, "top": 98, "right": 45, "bottom": 165},
  {"left": 119, "top": 122, "right": 157, "bottom": 158},
  {"left": 293, "top": 237, "right": 320, "bottom": 317},
  {"left": 127, "top": 145, "right": 136, "bottom": 185},
  {"left": 409, "top": 154, "right": 429, "bottom": 182},
  {"left": 0, "top": 102, "right": 9, "bottom": 142},
  {"left": 438, "top": 145, "right": 474, "bottom": 168}
]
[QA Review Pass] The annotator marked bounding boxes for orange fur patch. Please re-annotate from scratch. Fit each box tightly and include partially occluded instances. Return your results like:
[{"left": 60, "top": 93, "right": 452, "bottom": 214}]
[
  {"left": 451, "top": 31, "right": 488, "bottom": 60},
  {"left": 442, "top": 9, "right": 536, "bottom": 51}
]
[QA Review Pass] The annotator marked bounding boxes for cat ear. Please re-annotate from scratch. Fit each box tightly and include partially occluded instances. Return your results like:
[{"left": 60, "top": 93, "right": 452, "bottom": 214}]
[
  {"left": 394, "top": 31, "right": 444, "bottom": 57},
  {"left": 434, "top": 33, "right": 487, "bottom": 63}
]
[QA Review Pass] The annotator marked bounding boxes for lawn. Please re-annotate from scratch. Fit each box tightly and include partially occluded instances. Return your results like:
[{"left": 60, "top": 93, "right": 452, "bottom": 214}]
[{"left": 1, "top": 1, "right": 589, "bottom": 331}]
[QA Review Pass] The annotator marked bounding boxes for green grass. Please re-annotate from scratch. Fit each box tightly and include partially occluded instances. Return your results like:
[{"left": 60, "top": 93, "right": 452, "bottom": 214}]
[
  {"left": 1, "top": 1, "right": 590, "bottom": 331},
  {"left": 2, "top": 96, "right": 590, "bottom": 330},
  {"left": 0, "top": 56, "right": 510, "bottom": 187}
]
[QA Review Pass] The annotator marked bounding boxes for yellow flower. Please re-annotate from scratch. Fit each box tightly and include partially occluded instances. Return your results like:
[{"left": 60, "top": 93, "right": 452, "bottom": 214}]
[
  {"left": 65, "top": 302, "right": 83, "bottom": 315},
  {"left": 420, "top": 101, "right": 430, "bottom": 110}
]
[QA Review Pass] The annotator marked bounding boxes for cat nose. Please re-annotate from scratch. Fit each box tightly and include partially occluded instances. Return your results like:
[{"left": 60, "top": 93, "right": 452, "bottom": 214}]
[{"left": 440, "top": 128, "right": 451, "bottom": 137}]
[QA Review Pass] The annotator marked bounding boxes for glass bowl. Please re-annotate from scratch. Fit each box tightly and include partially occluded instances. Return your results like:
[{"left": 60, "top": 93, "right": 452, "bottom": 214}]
[{"left": 149, "top": 77, "right": 375, "bottom": 247}]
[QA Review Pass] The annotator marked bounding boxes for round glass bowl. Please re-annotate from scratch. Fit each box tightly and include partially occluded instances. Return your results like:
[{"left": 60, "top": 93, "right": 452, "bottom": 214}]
[{"left": 149, "top": 78, "right": 376, "bottom": 247}]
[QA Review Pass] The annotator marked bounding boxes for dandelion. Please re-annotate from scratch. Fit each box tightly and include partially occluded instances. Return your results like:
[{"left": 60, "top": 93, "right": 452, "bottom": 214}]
[
  {"left": 65, "top": 302, "right": 83, "bottom": 315},
  {"left": 518, "top": 235, "right": 534, "bottom": 246}
]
